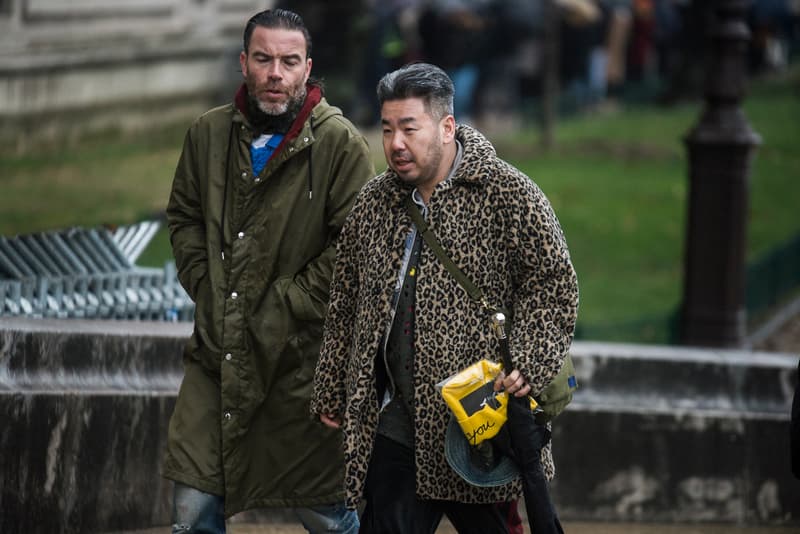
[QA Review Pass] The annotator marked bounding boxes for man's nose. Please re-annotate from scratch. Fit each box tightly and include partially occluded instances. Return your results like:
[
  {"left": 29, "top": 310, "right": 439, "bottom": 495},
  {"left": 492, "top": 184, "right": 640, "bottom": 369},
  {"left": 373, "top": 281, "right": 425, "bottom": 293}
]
[
  {"left": 389, "top": 132, "right": 406, "bottom": 151},
  {"left": 267, "top": 62, "right": 282, "bottom": 79}
]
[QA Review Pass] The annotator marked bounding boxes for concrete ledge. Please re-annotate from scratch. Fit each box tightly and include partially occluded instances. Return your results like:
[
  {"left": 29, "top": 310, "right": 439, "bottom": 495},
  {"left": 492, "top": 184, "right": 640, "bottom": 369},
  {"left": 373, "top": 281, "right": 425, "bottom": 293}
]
[
  {"left": 552, "top": 342, "right": 798, "bottom": 526},
  {"left": 1, "top": 320, "right": 797, "bottom": 532},
  {"left": 1, "top": 318, "right": 189, "bottom": 533},
  {"left": 568, "top": 342, "right": 796, "bottom": 417},
  {"left": 0, "top": 318, "right": 190, "bottom": 392}
]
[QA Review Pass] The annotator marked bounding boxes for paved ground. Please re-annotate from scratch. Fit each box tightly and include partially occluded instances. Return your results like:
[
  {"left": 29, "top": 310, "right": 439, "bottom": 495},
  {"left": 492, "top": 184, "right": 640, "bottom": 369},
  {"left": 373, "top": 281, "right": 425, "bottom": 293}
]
[{"left": 114, "top": 521, "right": 800, "bottom": 534}]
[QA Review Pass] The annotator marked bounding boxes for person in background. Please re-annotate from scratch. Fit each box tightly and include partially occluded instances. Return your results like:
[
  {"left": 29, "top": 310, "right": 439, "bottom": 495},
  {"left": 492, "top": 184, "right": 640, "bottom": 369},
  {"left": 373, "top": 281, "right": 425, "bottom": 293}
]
[
  {"left": 162, "top": 8, "right": 374, "bottom": 533},
  {"left": 312, "top": 62, "right": 578, "bottom": 533},
  {"left": 418, "top": 0, "right": 492, "bottom": 123}
]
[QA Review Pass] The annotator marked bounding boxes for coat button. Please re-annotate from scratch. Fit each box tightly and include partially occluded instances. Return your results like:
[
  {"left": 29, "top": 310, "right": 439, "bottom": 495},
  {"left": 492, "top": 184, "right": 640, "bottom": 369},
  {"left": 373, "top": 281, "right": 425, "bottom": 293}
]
[
  {"left": 230, "top": 292, "right": 238, "bottom": 299},
  {"left": 241, "top": 171, "right": 248, "bottom": 179},
  {"left": 225, "top": 353, "right": 232, "bottom": 361},
  {"left": 303, "top": 137, "right": 309, "bottom": 143},
  {"left": 224, "top": 412, "right": 231, "bottom": 420},
  {"left": 254, "top": 177, "right": 261, "bottom": 183},
  {"left": 237, "top": 231, "right": 245, "bottom": 239}
]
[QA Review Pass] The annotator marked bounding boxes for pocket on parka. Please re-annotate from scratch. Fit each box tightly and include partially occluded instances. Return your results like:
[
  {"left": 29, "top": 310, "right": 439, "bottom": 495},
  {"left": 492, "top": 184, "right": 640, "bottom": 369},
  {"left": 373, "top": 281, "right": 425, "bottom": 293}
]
[
  {"left": 252, "top": 276, "right": 294, "bottom": 344},
  {"left": 185, "top": 277, "right": 228, "bottom": 375},
  {"left": 288, "top": 320, "right": 324, "bottom": 385}
]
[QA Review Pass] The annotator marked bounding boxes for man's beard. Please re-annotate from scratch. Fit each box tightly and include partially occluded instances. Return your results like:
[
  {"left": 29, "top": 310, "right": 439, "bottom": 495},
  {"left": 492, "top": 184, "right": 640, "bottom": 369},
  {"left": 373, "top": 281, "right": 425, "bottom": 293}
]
[{"left": 247, "top": 86, "right": 307, "bottom": 135}]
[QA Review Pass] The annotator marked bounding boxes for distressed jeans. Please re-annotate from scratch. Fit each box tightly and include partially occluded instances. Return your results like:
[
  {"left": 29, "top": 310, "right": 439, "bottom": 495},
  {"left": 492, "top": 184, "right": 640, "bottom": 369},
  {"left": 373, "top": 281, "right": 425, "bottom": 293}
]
[{"left": 172, "top": 482, "right": 359, "bottom": 534}]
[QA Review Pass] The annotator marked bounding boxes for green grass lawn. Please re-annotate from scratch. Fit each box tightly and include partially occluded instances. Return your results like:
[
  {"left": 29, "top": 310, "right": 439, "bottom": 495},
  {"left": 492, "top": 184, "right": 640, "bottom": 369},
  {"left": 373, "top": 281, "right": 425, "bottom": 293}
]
[
  {"left": 1, "top": 66, "right": 798, "bottom": 343},
  {"left": 0, "top": 126, "right": 185, "bottom": 235},
  {"left": 493, "top": 66, "right": 800, "bottom": 341}
]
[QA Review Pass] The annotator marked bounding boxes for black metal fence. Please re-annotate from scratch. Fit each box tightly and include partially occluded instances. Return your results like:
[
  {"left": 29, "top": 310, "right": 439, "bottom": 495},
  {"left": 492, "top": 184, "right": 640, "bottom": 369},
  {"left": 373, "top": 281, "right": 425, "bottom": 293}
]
[
  {"left": 746, "top": 233, "right": 800, "bottom": 319},
  {"left": 4, "top": 222, "right": 798, "bottom": 340},
  {"left": 574, "top": 232, "right": 800, "bottom": 344}
]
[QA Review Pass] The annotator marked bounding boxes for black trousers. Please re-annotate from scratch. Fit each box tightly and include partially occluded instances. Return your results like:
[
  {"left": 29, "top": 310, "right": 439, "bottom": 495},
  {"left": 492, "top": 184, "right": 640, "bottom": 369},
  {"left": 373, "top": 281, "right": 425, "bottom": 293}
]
[{"left": 360, "top": 434, "right": 508, "bottom": 534}]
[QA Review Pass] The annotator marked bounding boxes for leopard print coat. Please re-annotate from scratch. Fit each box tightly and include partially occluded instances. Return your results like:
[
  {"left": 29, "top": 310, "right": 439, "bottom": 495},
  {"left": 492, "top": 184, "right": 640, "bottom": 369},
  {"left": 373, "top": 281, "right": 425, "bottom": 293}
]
[{"left": 311, "top": 124, "right": 579, "bottom": 508}]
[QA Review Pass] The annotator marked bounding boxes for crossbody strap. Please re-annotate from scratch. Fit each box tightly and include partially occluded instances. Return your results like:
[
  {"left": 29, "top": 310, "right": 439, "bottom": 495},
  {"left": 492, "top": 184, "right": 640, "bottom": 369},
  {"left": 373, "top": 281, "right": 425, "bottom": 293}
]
[
  {"left": 404, "top": 194, "right": 491, "bottom": 309},
  {"left": 404, "top": 194, "right": 515, "bottom": 370}
]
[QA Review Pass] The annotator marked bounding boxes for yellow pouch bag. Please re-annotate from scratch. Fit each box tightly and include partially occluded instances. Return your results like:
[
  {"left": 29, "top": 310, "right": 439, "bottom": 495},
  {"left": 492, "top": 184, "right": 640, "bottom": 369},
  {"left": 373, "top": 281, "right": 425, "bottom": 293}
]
[
  {"left": 438, "top": 359, "right": 542, "bottom": 447},
  {"left": 437, "top": 359, "right": 509, "bottom": 447}
]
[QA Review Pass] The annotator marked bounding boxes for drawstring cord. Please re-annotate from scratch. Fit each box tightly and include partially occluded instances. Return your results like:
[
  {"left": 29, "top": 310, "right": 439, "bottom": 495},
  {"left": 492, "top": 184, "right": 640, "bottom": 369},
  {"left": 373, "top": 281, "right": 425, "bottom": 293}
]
[
  {"left": 220, "top": 120, "right": 234, "bottom": 261},
  {"left": 307, "top": 115, "right": 314, "bottom": 200}
]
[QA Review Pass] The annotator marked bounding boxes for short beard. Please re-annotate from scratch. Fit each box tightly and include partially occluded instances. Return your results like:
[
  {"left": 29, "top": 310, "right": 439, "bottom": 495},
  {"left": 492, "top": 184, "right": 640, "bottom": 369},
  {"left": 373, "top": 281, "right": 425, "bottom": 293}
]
[{"left": 247, "top": 88, "right": 307, "bottom": 135}]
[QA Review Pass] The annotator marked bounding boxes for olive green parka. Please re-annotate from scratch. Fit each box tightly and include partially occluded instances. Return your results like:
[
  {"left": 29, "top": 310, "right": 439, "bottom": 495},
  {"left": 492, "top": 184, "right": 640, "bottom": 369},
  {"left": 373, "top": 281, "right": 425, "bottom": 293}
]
[{"left": 162, "top": 83, "right": 374, "bottom": 516}]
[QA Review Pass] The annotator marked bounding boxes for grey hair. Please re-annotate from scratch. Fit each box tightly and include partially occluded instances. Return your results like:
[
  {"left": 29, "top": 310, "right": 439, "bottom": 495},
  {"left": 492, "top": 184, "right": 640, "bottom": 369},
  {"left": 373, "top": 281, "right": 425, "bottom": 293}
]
[{"left": 376, "top": 62, "right": 455, "bottom": 120}]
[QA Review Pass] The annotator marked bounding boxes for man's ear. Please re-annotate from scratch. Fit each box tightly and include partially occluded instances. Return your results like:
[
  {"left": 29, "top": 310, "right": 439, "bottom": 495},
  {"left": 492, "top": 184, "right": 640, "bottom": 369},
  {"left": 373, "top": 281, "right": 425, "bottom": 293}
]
[
  {"left": 239, "top": 50, "right": 248, "bottom": 78},
  {"left": 442, "top": 114, "right": 456, "bottom": 143}
]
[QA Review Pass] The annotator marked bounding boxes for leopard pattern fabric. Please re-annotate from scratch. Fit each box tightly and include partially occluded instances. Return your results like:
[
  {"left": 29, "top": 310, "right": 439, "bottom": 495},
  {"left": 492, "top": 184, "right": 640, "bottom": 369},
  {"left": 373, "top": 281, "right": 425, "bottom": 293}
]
[{"left": 312, "top": 124, "right": 579, "bottom": 508}]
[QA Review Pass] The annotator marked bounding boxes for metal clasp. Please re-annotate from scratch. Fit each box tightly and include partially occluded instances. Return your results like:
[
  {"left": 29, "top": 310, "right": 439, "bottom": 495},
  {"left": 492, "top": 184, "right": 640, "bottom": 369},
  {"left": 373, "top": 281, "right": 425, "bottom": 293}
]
[{"left": 490, "top": 311, "right": 506, "bottom": 339}]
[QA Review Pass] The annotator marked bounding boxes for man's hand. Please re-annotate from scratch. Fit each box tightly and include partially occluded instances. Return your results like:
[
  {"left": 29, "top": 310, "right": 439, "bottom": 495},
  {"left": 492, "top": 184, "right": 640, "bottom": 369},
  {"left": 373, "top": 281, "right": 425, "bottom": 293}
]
[
  {"left": 320, "top": 413, "right": 342, "bottom": 429},
  {"left": 494, "top": 369, "right": 532, "bottom": 398}
]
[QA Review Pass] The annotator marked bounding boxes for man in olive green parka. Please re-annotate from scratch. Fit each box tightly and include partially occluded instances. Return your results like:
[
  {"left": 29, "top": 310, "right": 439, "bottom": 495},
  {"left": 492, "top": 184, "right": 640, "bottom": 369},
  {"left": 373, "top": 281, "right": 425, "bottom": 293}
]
[{"left": 162, "top": 9, "right": 374, "bottom": 533}]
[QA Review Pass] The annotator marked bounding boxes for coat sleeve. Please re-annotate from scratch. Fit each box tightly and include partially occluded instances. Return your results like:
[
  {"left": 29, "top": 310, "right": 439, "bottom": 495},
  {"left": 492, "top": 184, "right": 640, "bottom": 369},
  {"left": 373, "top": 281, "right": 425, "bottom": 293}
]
[
  {"left": 310, "top": 192, "right": 365, "bottom": 418},
  {"left": 506, "top": 178, "right": 579, "bottom": 396},
  {"left": 284, "top": 131, "right": 374, "bottom": 322},
  {"left": 166, "top": 126, "right": 209, "bottom": 301}
]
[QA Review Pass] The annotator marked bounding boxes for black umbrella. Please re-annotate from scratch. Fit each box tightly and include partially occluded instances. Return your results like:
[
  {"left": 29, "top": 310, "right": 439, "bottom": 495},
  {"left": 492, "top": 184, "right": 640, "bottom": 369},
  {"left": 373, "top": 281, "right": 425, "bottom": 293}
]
[{"left": 491, "top": 312, "right": 564, "bottom": 534}]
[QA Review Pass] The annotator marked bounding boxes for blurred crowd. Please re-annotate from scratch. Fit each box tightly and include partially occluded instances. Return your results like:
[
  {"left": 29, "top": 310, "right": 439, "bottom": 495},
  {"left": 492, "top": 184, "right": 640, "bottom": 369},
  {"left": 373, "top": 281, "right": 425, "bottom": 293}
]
[{"left": 340, "top": 0, "right": 800, "bottom": 127}]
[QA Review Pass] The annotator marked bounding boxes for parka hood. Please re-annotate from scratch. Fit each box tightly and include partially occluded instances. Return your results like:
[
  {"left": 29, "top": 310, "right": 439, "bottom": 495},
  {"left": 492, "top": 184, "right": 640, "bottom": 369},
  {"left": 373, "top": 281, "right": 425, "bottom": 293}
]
[{"left": 233, "top": 81, "right": 343, "bottom": 200}]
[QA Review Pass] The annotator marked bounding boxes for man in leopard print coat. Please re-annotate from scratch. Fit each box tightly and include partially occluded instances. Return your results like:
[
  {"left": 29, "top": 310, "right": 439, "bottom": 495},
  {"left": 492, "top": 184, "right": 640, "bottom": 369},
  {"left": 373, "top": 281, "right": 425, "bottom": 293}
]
[{"left": 311, "top": 62, "right": 578, "bottom": 532}]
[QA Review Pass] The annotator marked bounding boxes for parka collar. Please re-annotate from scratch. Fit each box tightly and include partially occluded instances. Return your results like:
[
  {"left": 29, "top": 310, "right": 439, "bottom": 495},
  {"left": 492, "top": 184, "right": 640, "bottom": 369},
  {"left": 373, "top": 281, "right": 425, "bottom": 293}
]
[
  {"left": 233, "top": 82, "right": 323, "bottom": 145},
  {"left": 451, "top": 124, "right": 497, "bottom": 183}
]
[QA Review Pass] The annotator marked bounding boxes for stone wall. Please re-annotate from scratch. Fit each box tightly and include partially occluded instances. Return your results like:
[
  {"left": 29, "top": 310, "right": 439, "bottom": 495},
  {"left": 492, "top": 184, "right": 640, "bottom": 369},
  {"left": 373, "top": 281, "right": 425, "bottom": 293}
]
[
  {"left": 1, "top": 318, "right": 797, "bottom": 532},
  {"left": 0, "top": 318, "right": 188, "bottom": 533},
  {"left": 551, "top": 342, "right": 798, "bottom": 525},
  {"left": 0, "top": 0, "right": 274, "bottom": 151}
]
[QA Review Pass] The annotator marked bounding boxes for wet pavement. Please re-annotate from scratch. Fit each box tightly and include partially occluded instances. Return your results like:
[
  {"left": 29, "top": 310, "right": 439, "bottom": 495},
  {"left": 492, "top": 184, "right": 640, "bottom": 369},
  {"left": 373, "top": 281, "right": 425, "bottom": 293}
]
[
  {"left": 115, "top": 520, "right": 799, "bottom": 534},
  {"left": 238, "top": 522, "right": 798, "bottom": 533}
]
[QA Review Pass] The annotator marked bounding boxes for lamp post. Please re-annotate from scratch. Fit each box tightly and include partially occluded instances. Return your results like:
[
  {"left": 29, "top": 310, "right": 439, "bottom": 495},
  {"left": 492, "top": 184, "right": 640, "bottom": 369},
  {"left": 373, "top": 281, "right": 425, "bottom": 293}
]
[{"left": 680, "top": 0, "right": 761, "bottom": 347}]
